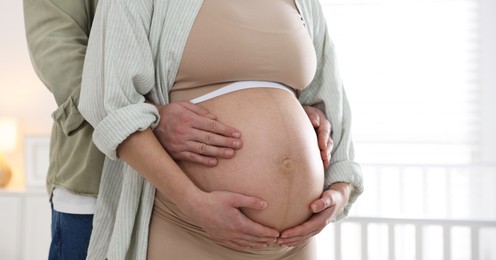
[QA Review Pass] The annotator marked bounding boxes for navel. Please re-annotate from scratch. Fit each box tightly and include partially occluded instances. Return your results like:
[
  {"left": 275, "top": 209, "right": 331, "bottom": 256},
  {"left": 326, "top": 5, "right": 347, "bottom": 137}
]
[{"left": 281, "top": 157, "right": 295, "bottom": 177}]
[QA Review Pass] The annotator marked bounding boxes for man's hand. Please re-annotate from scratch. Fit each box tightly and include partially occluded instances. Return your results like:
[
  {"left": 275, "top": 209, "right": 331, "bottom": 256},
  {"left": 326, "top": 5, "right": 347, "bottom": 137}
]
[
  {"left": 154, "top": 101, "right": 243, "bottom": 166},
  {"left": 277, "top": 182, "right": 350, "bottom": 247},
  {"left": 179, "top": 190, "right": 280, "bottom": 249},
  {"left": 303, "top": 106, "right": 333, "bottom": 169}
]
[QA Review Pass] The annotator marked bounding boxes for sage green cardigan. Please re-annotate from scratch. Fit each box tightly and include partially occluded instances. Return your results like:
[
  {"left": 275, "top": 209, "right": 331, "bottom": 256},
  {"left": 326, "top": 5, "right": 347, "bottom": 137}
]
[{"left": 79, "top": 0, "right": 364, "bottom": 258}]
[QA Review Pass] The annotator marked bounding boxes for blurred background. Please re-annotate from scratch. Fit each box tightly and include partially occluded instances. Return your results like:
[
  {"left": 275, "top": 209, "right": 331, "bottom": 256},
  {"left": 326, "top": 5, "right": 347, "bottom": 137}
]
[
  {"left": 0, "top": 1, "right": 55, "bottom": 189},
  {"left": 0, "top": 0, "right": 495, "bottom": 259},
  {"left": 317, "top": 0, "right": 496, "bottom": 259}
]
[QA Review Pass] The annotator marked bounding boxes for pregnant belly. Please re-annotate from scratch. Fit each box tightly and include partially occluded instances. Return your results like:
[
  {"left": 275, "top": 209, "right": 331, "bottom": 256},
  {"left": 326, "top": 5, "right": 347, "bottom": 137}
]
[{"left": 177, "top": 87, "right": 324, "bottom": 231}]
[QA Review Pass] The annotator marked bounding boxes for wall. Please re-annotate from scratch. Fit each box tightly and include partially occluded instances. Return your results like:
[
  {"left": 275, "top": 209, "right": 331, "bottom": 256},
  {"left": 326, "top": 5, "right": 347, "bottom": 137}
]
[
  {"left": 1, "top": 0, "right": 494, "bottom": 188},
  {"left": 0, "top": 1, "right": 55, "bottom": 188}
]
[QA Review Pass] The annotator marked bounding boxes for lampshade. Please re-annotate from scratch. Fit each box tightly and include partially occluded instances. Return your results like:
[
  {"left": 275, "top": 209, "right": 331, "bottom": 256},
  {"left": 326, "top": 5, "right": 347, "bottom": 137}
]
[
  {"left": 0, "top": 118, "right": 17, "bottom": 187},
  {"left": 0, "top": 118, "right": 18, "bottom": 152}
]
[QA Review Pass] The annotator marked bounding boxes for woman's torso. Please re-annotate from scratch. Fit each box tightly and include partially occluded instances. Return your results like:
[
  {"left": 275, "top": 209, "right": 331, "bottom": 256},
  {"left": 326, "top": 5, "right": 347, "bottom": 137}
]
[
  {"left": 180, "top": 88, "right": 324, "bottom": 231},
  {"left": 170, "top": 0, "right": 323, "bottom": 231},
  {"left": 170, "top": 0, "right": 316, "bottom": 100}
]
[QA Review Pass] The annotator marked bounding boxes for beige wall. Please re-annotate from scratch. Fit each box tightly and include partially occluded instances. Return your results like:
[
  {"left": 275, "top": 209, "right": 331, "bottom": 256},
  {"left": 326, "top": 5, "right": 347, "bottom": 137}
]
[{"left": 0, "top": 1, "right": 56, "bottom": 188}]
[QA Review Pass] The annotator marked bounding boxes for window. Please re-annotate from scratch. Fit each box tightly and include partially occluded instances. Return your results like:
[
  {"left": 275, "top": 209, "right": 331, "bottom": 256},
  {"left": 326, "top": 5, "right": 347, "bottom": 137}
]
[
  {"left": 315, "top": 1, "right": 496, "bottom": 259},
  {"left": 319, "top": 0, "right": 480, "bottom": 165}
]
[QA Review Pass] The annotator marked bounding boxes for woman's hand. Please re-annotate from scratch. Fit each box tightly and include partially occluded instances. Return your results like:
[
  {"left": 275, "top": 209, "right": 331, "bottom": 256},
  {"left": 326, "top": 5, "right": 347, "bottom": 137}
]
[
  {"left": 154, "top": 101, "right": 243, "bottom": 166},
  {"left": 179, "top": 190, "right": 280, "bottom": 249},
  {"left": 303, "top": 106, "right": 333, "bottom": 169},
  {"left": 276, "top": 182, "right": 351, "bottom": 247}
]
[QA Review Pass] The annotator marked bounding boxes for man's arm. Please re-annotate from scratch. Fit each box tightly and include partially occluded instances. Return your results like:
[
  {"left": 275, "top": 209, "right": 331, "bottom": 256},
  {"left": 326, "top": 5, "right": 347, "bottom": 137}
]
[
  {"left": 23, "top": 0, "right": 96, "bottom": 135},
  {"left": 24, "top": 0, "right": 243, "bottom": 167}
]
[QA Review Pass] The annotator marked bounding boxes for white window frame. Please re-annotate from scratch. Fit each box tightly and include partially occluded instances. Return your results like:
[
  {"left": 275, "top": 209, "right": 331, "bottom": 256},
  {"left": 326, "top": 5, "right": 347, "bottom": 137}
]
[{"left": 479, "top": 0, "right": 496, "bottom": 163}]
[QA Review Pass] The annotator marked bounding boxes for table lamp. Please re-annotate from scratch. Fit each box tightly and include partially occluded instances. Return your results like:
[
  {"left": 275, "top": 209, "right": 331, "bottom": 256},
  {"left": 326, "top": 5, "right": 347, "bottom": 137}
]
[{"left": 0, "top": 118, "right": 18, "bottom": 187}]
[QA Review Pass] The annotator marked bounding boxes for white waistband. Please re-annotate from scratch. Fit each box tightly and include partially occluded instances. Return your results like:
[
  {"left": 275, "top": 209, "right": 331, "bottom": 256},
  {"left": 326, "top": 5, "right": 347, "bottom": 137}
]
[{"left": 189, "top": 81, "right": 294, "bottom": 104}]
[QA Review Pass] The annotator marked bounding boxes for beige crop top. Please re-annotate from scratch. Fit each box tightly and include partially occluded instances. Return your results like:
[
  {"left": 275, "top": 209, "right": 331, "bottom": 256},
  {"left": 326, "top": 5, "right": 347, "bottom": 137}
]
[{"left": 170, "top": 0, "right": 317, "bottom": 102}]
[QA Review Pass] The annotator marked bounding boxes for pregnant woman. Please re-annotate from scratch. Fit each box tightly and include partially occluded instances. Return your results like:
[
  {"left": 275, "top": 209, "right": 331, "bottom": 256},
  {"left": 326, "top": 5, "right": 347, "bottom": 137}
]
[{"left": 79, "top": 0, "right": 363, "bottom": 259}]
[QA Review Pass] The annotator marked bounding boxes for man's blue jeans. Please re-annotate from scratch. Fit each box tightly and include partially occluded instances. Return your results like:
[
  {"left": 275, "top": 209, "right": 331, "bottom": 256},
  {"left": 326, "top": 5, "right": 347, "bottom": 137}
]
[{"left": 48, "top": 208, "right": 93, "bottom": 260}]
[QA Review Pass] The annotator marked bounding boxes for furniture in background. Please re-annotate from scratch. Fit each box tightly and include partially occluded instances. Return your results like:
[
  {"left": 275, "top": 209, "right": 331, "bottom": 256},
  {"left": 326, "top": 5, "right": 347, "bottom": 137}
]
[
  {"left": 0, "top": 188, "right": 50, "bottom": 260},
  {"left": 0, "top": 136, "right": 50, "bottom": 260}
]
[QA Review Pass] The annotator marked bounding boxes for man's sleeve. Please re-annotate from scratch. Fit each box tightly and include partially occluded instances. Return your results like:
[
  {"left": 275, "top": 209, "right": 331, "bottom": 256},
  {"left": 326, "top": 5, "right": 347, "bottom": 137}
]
[{"left": 23, "top": 0, "right": 96, "bottom": 135}]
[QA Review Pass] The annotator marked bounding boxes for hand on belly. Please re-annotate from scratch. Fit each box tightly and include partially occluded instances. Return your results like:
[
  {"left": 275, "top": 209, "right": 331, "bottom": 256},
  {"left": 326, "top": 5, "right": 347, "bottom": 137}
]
[{"left": 178, "top": 87, "right": 325, "bottom": 231}]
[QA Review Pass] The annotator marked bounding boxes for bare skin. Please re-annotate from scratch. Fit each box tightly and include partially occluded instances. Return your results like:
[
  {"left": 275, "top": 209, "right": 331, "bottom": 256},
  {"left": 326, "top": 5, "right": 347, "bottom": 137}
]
[
  {"left": 278, "top": 182, "right": 350, "bottom": 247},
  {"left": 154, "top": 100, "right": 348, "bottom": 248},
  {"left": 303, "top": 105, "right": 333, "bottom": 169},
  {"left": 155, "top": 101, "right": 333, "bottom": 168},
  {"left": 176, "top": 88, "right": 324, "bottom": 232},
  {"left": 118, "top": 129, "right": 280, "bottom": 249},
  {"left": 276, "top": 106, "right": 351, "bottom": 247},
  {"left": 154, "top": 101, "right": 243, "bottom": 167}
]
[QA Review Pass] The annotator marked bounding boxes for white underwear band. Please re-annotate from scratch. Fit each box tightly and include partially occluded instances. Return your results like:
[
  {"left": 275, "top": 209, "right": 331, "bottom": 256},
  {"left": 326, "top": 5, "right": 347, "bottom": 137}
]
[{"left": 189, "top": 81, "right": 294, "bottom": 104}]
